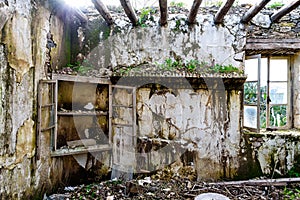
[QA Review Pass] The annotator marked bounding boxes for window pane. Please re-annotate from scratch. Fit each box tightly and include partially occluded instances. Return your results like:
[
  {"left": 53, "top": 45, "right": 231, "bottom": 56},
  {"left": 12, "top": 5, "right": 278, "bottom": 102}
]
[
  {"left": 260, "top": 104, "right": 266, "bottom": 128},
  {"left": 270, "top": 59, "right": 288, "bottom": 81},
  {"left": 269, "top": 105, "right": 287, "bottom": 127},
  {"left": 244, "top": 106, "right": 257, "bottom": 128},
  {"left": 269, "top": 83, "right": 287, "bottom": 104},
  {"left": 244, "top": 82, "right": 258, "bottom": 104},
  {"left": 245, "top": 59, "right": 258, "bottom": 81}
]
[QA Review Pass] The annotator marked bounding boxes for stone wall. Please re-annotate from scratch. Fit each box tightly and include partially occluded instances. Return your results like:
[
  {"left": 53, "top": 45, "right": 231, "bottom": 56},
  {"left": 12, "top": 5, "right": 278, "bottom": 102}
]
[
  {"left": 135, "top": 82, "right": 243, "bottom": 180},
  {"left": 1, "top": 1, "right": 300, "bottom": 198},
  {"left": 0, "top": 0, "right": 72, "bottom": 198},
  {"left": 80, "top": 6, "right": 247, "bottom": 75},
  {"left": 241, "top": 130, "right": 300, "bottom": 179},
  {"left": 247, "top": 6, "right": 300, "bottom": 38}
]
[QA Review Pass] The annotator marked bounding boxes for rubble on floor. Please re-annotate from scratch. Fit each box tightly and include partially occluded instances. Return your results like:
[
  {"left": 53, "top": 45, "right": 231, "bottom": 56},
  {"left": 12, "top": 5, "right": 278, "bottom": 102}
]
[{"left": 45, "top": 166, "right": 300, "bottom": 200}]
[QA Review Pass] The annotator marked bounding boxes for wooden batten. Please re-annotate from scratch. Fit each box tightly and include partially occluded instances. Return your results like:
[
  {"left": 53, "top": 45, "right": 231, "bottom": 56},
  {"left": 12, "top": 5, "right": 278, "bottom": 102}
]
[
  {"left": 92, "top": 0, "right": 114, "bottom": 25},
  {"left": 214, "top": 0, "right": 235, "bottom": 24},
  {"left": 120, "top": 0, "right": 138, "bottom": 26},
  {"left": 240, "top": 0, "right": 271, "bottom": 23},
  {"left": 245, "top": 38, "right": 300, "bottom": 55},
  {"left": 187, "top": 0, "right": 203, "bottom": 24},
  {"left": 159, "top": 0, "right": 168, "bottom": 26},
  {"left": 271, "top": 0, "right": 300, "bottom": 22},
  {"left": 73, "top": 8, "right": 88, "bottom": 23}
]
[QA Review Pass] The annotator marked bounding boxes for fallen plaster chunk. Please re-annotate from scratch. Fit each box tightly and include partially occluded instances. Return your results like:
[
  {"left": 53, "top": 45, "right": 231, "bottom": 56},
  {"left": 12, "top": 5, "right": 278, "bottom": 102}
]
[{"left": 195, "top": 193, "right": 230, "bottom": 200}]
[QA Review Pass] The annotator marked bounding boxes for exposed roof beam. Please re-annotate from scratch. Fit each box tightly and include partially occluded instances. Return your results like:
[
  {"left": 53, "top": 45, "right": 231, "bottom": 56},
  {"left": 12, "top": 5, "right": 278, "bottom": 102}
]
[
  {"left": 240, "top": 0, "right": 271, "bottom": 23},
  {"left": 73, "top": 8, "right": 88, "bottom": 23},
  {"left": 120, "top": 0, "right": 138, "bottom": 26},
  {"left": 271, "top": 0, "right": 300, "bottom": 22},
  {"left": 245, "top": 38, "right": 300, "bottom": 50},
  {"left": 214, "top": 0, "right": 235, "bottom": 24},
  {"left": 92, "top": 0, "right": 114, "bottom": 25},
  {"left": 159, "top": 0, "right": 168, "bottom": 26},
  {"left": 187, "top": 0, "right": 203, "bottom": 24}
]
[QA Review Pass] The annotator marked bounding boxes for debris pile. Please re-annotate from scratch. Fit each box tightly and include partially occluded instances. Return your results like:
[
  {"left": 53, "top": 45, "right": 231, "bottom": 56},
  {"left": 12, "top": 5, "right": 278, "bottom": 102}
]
[{"left": 46, "top": 169, "right": 300, "bottom": 200}]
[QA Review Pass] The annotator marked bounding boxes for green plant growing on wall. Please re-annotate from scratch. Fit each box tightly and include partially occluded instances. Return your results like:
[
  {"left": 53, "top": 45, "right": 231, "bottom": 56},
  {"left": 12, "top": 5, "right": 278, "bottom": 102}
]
[
  {"left": 186, "top": 59, "right": 199, "bottom": 72},
  {"left": 170, "top": 1, "right": 185, "bottom": 7},
  {"left": 65, "top": 60, "right": 93, "bottom": 75},
  {"left": 204, "top": 0, "right": 223, "bottom": 7},
  {"left": 210, "top": 63, "right": 240, "bottom": 73},
  {"left": 138, "top": 7, "right": 156, "bottom": 27},
  {"left": 268, "top": 2, "right": 284, "bottom": 9},
  {"left": 157, "top": 58, "right": 242, "bottom": 74}
]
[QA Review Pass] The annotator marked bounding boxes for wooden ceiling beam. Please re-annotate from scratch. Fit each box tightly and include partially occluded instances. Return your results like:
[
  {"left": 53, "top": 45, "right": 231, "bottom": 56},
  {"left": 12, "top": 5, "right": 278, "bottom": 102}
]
[
  {"left": 159, "top": 0, "right": 168, "bottom": 26},
  {"left": 187, "top": 0, "right": 203, "bottom": 24},
  {"left": 92, "top": 0, "right": 114, "bottom": 25},
  {"left": 240, "top": 0, "right": 271, "bottom": 23},
  {"left": 214, "top": 0, "right": 235, "bottom": 24},
  {"left": 120, "top": 0, "right": 138, "bottom": 26},
  {"left": 73, "top": 8, "right": 88, "bottom": 23},
  {"left": 271, "top": 0, "right": 300, "bottom": 22}
]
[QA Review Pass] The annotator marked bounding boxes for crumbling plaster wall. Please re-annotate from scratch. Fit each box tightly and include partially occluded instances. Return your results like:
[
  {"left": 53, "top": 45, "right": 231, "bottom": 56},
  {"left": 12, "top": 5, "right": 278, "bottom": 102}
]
[
  {"left": 293, "top": 52, "right": 300, "bottom": 128},
  {"left": 85, "top": 7, "right": 246, "bottom": 73},
  {"left": 0, "top": 0, "right": 72, "bottom": 198},
  {"left": 83, "top": 8, "right": 248, "bottom": 180},
  {"left": 135, "top": 84, "right": 243, "bottom": 180},
  {"left": 241, "top": 131, "right": 300, "bottom": 178}
]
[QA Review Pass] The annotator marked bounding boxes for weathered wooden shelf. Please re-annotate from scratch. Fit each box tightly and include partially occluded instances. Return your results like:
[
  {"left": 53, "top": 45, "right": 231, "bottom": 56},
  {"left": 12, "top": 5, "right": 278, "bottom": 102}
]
[
  {"left": 52, "top": 74, "right": 111, "bottom": 84},
  {"left": 57, "top": 111, "right": 108, "bottom": 116},
  {"left": 51, "top": 144, "right": 111, "bottom": 157}
]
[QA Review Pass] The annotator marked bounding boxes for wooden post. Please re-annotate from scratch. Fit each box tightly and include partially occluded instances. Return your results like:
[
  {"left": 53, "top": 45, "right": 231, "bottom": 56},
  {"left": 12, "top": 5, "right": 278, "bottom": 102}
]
[
  {"left": 73, "top": 8, "right": 88, "bottom": 23},
  {"left": 159, "top": 0, "right": 168, "bottom": 26},
  {"left": 271, "top": 0, "right": 300, "bottom": 22},
  {"left": 240, "top": 0, "right": 271, "bottom": 23},
  {"left": 120, "top": 0, "right": 138, "bottom": 26},
  {"left": 187, "top": 0, "right": 203, "bottom": 24},
  {"left": 92, "top": 0, "right": 114, "bottom": 25},
  {"left": 214, "top": 0, "right": 235, "bottom": 24}
]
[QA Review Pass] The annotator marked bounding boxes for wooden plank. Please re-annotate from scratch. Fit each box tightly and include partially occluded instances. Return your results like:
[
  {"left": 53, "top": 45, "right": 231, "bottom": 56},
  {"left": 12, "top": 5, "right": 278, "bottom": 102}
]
[
  {"left": 51, "top": 74, "right": 111, "bottom": 84},
  {"left": 67, "top": 139, "right": 97, "bottom": 148},
  {"left": 187, "top": 0, "right": 203, "bottom": 24},
  {"left": 37, "top": 81, "right": 43, "bottom": 159},
  {"left": 271, "top": 0, "right": 300, "bottom": 22},
  {"left": 132, "top": 88, "right": 137, "bottom": 146},
  {"left": 41, "top": 125, "right": 56, "bottom": 132},
  {"left": 57, "top": 111, "right": 108, "bottom": 116},
  {"left": 92, "top": 0, "right": 114, "bottom": 25},
  {"left": 245, "top": 42, "right": 300, "bottom": 50},
  {"left": 51, "top": 144, "right": 111, "bottom": 157},
  {"left": 73, "top": 8, "right": 88, "bottom": 23},
  {"left": 54, "top": 81, "right": 58, "bottom": 151},
  {"left": 214, "top": 0, "right": 235, "bottom": 24},
  {"left": 247, "top": 38, "right": 300, "bottom": 43},
  {"left": 240, "top": 0, "right": 271, "bottom": 23},
  {"left": 159, "top": 0, "right": 168, "bottom": 26},
  {"left": 120, "top": 0, "right": 138, "bottom": 26},
  {"left": 109, "top": 84, "right": 113, "bottom": 144},
  {"left": 41, "top": 103, "right": 54, "bottom": 108},
  {"left": 209, "top": 177, "right": 300, "bottom": 186}
]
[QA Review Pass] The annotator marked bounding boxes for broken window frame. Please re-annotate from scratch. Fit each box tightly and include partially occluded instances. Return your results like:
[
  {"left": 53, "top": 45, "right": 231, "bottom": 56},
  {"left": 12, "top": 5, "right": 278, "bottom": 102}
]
[
  {"left": 243, "top": 55, "right": 291, "bottom": 132},
  {"left": 37, "top": 75, "right": 114, "bottom": 157}
]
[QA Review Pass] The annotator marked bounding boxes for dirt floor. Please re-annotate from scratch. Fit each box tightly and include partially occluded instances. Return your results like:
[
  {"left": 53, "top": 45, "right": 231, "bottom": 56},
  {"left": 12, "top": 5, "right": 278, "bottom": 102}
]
[{"left": 47, "top": 166, "right": 300, "bottom": 200}]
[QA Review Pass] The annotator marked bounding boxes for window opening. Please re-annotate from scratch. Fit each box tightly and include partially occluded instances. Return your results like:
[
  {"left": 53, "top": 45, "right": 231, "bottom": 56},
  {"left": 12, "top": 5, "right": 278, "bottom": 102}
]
[{"left": 244, "top": 56, "right": 290, "bottom": 132}]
